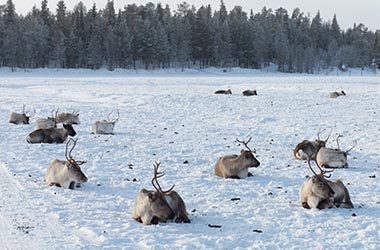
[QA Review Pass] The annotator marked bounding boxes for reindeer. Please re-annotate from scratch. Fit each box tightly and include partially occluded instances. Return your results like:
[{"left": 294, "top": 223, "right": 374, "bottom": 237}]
[
  {"left": 25, "top": 124, "right": 76, "bottom": 144},
  {"left": 214, "top": 89, "right": 232, "bottom": 95},
  {"left": 316, "top": 135, "right": 356, "bottom": 168},
  {"left": 242, "top": 90, "right": 257, "bottom": 96},
  {"left": 328, "top": 90, "right": 346, "bottom": 98},
  {"left": 45, "top": 138, "right": 88, "bottom": 189},
  {"left": 35, "top": 109, "right": 58, "bottom": 130},
  {"left": 300, "top": 158, "right": 354, "bottom": 209},
  {"left": 91, "top": 110, "right": 119, "bottom": 135},
  {"left": 9, "top": 104, "right": 34, "bottom": 124},
  {"left": 133, "top": 162, "right": 190, "bottom": 225},
  {"left": 214, "top": 137, "right": 260, "bottom": 179},
  {"left": 56, "top": 110, "right": 80, "bottom": 125},
  {"left": 293, "top": 129, "right": 332, "bottom": 161}
]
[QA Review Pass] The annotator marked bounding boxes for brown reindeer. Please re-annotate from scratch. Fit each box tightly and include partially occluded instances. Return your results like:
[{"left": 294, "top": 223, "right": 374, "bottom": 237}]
[
  {"left": 300, "top": 158, "right": 353, "bottom": 209},
  {"left": 45, "top": 138, "right": 88, "bottom": 189},
  {"left": 214, "top": 137, "right": 260, "bottom": 179},
  {"left": 328, "top": 90, "right": 346, "bottom": 98},
  {"left": 133, "top": 162, "right": 190, "bottom": 225},
  {"left": 214, "top": 89, "right": 232, "bottom": 95},
  {"left": 242, "top": 90, "right": 257, "bottom": 96},
  {"left": 9, "top": 104, "right": 34, "bottom": 124},
  {"left": 293, "top": 129, "right": 332, "bottom": 161},
  {"left": 26, "top": 124, "right": 76, "bottom": 144},
  {"left": 56, "top": 110, "right": 80, "bottom": 125}
]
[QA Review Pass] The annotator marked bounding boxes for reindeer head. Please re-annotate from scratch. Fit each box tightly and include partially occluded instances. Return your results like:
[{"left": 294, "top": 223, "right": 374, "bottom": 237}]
[
  {"left": 236, "top": 137, "right": 260, "bottom": 168},
  {"left": 65, "top": 138, "right": 87, "bottom": 183},
  {"left": 307, "top": 157, "right": 335, "bottom": 199},
  {"left": 315, "top": 128, "right": 333, "bottom": 148}
]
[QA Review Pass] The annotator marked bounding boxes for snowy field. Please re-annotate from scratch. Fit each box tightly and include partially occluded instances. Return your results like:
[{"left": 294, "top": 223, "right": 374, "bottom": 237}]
[{"left": 0, "top": 68, "right": 379, "bottom": 249}]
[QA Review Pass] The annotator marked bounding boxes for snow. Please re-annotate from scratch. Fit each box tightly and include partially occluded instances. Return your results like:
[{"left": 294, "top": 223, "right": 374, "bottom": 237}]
[{"left": 1, "top": 67, "right": 379, "bottom": 249}]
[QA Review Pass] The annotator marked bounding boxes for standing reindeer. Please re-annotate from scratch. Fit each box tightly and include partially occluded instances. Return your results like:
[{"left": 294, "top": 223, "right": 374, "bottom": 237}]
[
  {"left": 133, "top": 162, "right": 190, "bottom": 225},
  {"left": 45, "top": 138, "right": 88, "bottom": 189},
  {"left": 316, "top": 135, "right": 357, "bottom": 168},
  {"left": 9, "top": 104, "right": 34, "bottom": 124},
  {"left": 214, "top": 137, "right": 260, "bottom": 179},
  {"left": 91, "top": 111, "right": 119, "bottom": 135},
  {"left": 293, "top": 129, "right": 332, "bottom": 161},
  {"left": 300, "top": 158, "right": 353, "bottom": 209}
]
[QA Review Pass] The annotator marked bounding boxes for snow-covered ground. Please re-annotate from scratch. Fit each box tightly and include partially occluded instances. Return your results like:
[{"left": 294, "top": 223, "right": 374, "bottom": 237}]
[{"left": 1, "top": 67, "right": 379, "bottom": 249}]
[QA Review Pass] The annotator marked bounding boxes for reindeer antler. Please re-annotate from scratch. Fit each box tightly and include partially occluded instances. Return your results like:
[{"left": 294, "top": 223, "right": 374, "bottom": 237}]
[
  {"left": 107, "top": 110, "right": 120, "bottom": 123},
  {"left": 324, "top": 129, "right": 333, "bottom": 143},
  {"left": 336, "top": 134, "right": 343, "bottom": 150},
  {"left": 345, "top": 139, "right": 358, "bottom": 154},
  {"left": 307, "top": 156, "right": 333, "bottom": 179},
  {"left": 317, "top": 128, "right": 332, "bottom": 143},
  {"left": 236, "top": 137, "right": 255, "bottom": 153},
  {"left": 65, "top": 138, "right": 86, "bottom": 165},
  {"left": 151, "top": 162, "right": 175, "bottom": 193}
]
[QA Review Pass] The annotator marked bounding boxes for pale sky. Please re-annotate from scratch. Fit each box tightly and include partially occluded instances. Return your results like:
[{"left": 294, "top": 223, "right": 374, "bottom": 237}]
[{"left": 11, "top": 0, "right": 380, "bottom": 31}]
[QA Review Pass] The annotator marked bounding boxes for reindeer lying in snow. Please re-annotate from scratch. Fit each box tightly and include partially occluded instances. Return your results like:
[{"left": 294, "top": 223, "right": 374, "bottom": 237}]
[
  {"left": 242, "top": 90, "right": 257, "bottom": 96},
  {"left": 133, "top": 162, "right": 190, "bottom": 225},
  {"left": 214, "top": 89, "right": 232, "bottom": 95},
  {"left": 56, "top": 111, "right": 80, "bottom": 125},
  {"left": 214, "top": 137, "right": 260, "bottom": 179},
  {"left": 45, "top": 138, "right": 88, "bottom": 189},
  {"left": 9, "top": 104, "right": 34, "bottom": 124},
  {"left": 293, "top": 129, "right": 331, "bottom": 161},
  {"left": 35, "top": 109, "right": 58, "bottom": 130},
  {"left": 328, "top": 90, "right": 346, "bottom": 98},
  {"left": 35, "top": 117, "right": 56, "bottom": 129},
  {"left": 300, "top": 158, "right": 353, "bottom": 209},
  {"left": 316, "top": 135, "right": 357, "bottom": 168},
  {"left": 91, "top": 111, "right": 119, "bottom": 135},
  {"left": 26, "top": 124, "right": 76, "bottom": 144}
]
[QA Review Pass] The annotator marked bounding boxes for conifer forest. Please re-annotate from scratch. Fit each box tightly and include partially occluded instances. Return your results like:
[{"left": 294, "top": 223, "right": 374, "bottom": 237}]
[{"left": 1, "top": 0, "right": 379, "bottom": 73}]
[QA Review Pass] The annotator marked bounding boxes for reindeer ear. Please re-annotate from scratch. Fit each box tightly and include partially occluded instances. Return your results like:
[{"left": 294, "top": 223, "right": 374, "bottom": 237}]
[
  {"left": 148, "top": 193, "right": 153, "bottom": 199},
  {"left": 240, "top": 149, "right": 245, "bottom": 154},
  {"left": 311, "top": 176, "right": 318, "bottom": 183},
  {"left": 147, "top": 192, "right": 155, "bottom": 201}
]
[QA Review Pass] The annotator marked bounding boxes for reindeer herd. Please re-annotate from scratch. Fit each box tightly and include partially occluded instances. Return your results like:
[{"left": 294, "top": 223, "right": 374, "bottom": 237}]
[{"left": 9, "top": 102, "right": 357, "bottom": 226}]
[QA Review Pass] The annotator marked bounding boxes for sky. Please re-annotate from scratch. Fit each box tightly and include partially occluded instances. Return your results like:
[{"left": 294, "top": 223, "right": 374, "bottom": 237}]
[{"left": 10, "top": 0, "right": 380, "bottom": 31}]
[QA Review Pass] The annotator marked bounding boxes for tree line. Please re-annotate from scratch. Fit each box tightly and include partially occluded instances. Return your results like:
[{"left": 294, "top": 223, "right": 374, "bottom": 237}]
[{"left": 1, "top": 0, "right": 379, "bottom": 73}]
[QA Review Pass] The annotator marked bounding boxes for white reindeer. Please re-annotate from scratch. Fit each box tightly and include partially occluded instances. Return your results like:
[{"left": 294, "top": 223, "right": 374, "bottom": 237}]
[
  {"left": 91, "top": 111, "right": 119, "bottom": 135},
  {"left": 45, "top": 139, "right": 88, "bottom": 189},
  {"left": 9, "top": 104, "right": 34, "bottom": 124}
]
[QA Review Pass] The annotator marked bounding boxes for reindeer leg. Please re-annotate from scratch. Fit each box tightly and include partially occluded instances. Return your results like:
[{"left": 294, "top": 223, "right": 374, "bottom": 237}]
[
  {"left": 175, "top": 214, "right": 191, "bottom": 223},
  {"left": 306, "top": 196, "right": 320, "bottom": 209},
  {"left": 317, "top": 198, "right": 334, "bottom": 209},
  {"left": 69, "top": 181, "right": 76, "bottom": 190}
]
